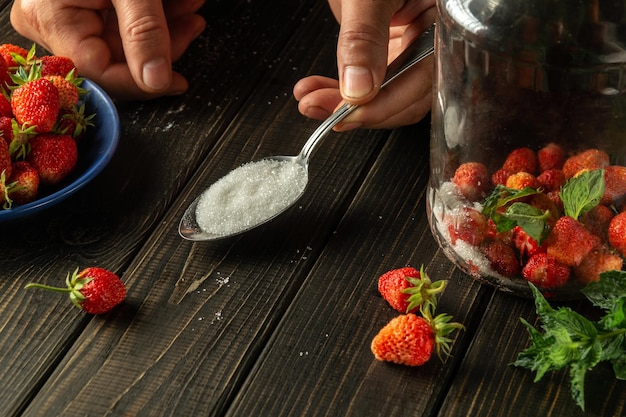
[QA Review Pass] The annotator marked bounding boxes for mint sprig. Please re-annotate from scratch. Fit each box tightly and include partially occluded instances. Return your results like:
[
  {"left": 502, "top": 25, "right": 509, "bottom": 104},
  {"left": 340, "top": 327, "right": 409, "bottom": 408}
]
[
  {"left": 513, "top": 271, "right": 626, "bottom": 411},
  {"left": 560, "top": 169, "right": 605, "bottom": 220},
  {"left": 481, "top": 185, "right": 549, "bottom": 242}
]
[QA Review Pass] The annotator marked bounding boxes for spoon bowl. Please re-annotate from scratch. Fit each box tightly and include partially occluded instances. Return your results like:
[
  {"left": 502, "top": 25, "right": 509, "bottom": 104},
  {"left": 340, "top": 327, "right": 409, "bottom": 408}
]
[{"left": 179, "top": 24, "right": 435, "bottom": 241}]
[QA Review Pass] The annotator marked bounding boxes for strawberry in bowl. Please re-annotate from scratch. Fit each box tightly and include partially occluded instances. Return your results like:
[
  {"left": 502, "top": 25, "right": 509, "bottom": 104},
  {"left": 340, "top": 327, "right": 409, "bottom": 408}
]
[{"left": 0, "top": 44, "right": 119, "bottom": 221}]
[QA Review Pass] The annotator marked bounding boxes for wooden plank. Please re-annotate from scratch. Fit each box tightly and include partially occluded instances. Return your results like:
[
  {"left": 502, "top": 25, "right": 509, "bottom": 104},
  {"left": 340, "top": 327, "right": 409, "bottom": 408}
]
[
  {"left": 0, "top": 1, "right": 338, "bottom": 416},
  {"left": 222, "top": 123, "right": 491, "bottom": 417}
]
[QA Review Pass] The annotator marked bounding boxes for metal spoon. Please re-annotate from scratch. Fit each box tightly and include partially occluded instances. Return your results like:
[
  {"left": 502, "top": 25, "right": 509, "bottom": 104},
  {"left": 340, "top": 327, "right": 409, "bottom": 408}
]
[{"left": 179, "top": 24, "right": 435, "bottom": 241}]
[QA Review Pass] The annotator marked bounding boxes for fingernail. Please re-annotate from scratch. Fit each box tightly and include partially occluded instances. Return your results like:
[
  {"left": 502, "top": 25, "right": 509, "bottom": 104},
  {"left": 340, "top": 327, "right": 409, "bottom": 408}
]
[
  {"left": 142, "top": 58, "right": 170, "bottom": 91},
  {"left": 342, "top": 66, "right": 374, "bottom": 99},
  {"left": 303, "top": 106, "right": 331, "bottom": 120},
  {"left": 335, "top": 121, "right": 362, "bottom": 132}
]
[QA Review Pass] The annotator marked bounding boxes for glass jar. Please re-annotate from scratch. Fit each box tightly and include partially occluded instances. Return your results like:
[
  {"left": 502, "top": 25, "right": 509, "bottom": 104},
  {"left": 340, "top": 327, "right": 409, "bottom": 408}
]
[{"left": 427, "top": 0, "right": 626, "bottom": 299}]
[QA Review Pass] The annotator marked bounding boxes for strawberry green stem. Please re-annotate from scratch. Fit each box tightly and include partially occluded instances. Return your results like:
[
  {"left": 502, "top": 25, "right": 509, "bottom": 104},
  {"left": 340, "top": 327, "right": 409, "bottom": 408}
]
[{"left": 24, "top": 283, "right": 72, "bottom": 293}]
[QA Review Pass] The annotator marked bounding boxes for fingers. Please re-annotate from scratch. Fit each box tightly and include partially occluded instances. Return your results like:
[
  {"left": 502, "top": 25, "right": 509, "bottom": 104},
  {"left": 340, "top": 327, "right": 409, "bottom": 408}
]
[
  {"left": 110, "top": 0, "right": 174, "bottom": 93},
  {"left": 294, "top": 53, "right": 434, "bottom": 130},
  {"left": 335, "top": 53, "right": 434, "bottom": 130},
  {"left": 334, "top": 0, "right": 405, "bottom": 105},
  {"left": 294, "top": 76, "right": 342, "bottom": 120}
]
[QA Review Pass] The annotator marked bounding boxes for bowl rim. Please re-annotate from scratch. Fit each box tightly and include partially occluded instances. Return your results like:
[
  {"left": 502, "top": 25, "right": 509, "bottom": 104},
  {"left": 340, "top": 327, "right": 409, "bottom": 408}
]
[{"left": 0, "top": 78, "right": 120, "bottom": 222}]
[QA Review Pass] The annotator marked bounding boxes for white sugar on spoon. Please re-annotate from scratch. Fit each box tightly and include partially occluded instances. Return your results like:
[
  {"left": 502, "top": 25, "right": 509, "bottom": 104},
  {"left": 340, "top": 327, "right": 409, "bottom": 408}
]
[{"left": 195, "top": 159, "right": 307, "bottom": 237}]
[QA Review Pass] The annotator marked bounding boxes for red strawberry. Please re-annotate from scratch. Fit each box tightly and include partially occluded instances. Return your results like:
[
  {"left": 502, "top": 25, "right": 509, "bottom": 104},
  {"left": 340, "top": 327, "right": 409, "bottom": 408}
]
[
  {"left": 27, "top": 133, "right": 77, "bottom": 184},
  {"left": 25, "top": 267, "right": 126, "bottom": 314},
  {"left": 502, "top": 147, "right": 537, "bottom": 175},
  {"left": 491, "top": 168, "right": 510, "bottom": 186},
  {"left": 602, "top": 165, "right": 626, "bottom": 206},
  {"left": 505, "top": 171, "right": 540, "bottom": 190},
  {"left": 0, "top": 91, "right": 12, "bottom": 117},
  {"left": 448, "top": 206, "right": 488, "bottom": 246},
  {"left": 0, "top": 43, "right": 30, "bottom": 67},
  {"left": 481, "top": 239, "right": 520, "bottom": 277},
  {"left": 43, "top": 75, "right": 79, "bottom": 109},
  {"left": 0, "top": 170, "right": 15, "bottom": 209},
  {"left": 452, "top": 161, "right": 491, "bottom": 202},
  {"left": 377, "top": 266, "right": 446, "bottom": 314},
  {"left": 0, "top": 116, "right": 13, "bottom": 147},
  {"left": 8, "top": 160, "right": 39, "bottom": 205},
  {"left": 562, "top": 149, "right": 610, "bottom": 179},
  {"left": 11, "top": 77, "right": 60, "bottom": 133},
  {"left": 512, "top": 225, "right": 545, "bottom": 261},
  {"left": 546, "top": 216, "right": 600, "bottom": 266},
  {"left": 580, "top": 204, "right": 614, "bottom": 242},
  {"left": 537, "top": 142, "right": 565, "bottom": 172},
  {"left": 55, "top": 104, "right": 94, "bottom": 140},
  {"left": 536, "top": 169, "right": 566, "bottom": 192},
  {"left": 0, "top": 54, "right": 10, "bottom": 89},
  {"left": 370, "top": 310, "right": 463, "bottom": 366},
  {"left": 573, "top": 250, "right": 623, "bottom": 285},
  {"left": 608, "top": 211, "right": 626, "bottom": 257},
  {"left": 521, "top": 252, "right": 570, "bottom": 289},
  {"left": 0, "top": 136, "right": 12, "bottom": 179},
  {"left": 39, "top": 55, "right": 77, "bottom": 77}
]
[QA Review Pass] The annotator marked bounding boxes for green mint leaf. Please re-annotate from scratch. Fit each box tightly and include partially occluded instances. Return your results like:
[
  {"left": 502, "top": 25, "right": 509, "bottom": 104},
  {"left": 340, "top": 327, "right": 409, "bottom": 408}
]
[
  {"left": 512, "top": 318, "right": 558, "bottom": 380},
  {"left": 601, "top": 331, "right": 626, "bottom": 363},
  {"left": 599, "top": 297, "right": 626, "bottom": 330},
  {"left": 504, "top": 202, "right": 551, "bottom": 243},
  {"left": 482, "top": 185, "right": 541, "bottom": 219},
  {"left": 613, "top": 350, "right": 626, "bottom": 380},
  {"left": 560, "top": 169, "right": 605, "bottom": 220},
  {"left": 490, "top": 212, "right": 517, "bottom": 233},
  {"left": 582, "top": 270, "right": 626, "bottom": 310},
  {"left": 569, "top": 362, "right": 588, "bottom": 411}
]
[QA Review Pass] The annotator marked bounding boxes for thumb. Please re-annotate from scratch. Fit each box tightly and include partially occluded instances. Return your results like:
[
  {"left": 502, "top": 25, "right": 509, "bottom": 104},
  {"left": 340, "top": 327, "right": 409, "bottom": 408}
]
[
  {"left": 335, "top": 0, "right": 403, "bottom": 105},
  {"left": 112, "top": 0, "right": 173, "bottom": 93}
]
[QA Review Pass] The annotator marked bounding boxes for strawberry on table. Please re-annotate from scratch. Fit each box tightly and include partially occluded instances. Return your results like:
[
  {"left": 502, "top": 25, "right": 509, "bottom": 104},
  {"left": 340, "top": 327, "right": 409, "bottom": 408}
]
[
  {"left": 25, "top": 267, "right": 126, "bottom": 314},
  {"left": 27, "top": 133, "right": 78, "bottom": 185},
  {"left": 371, "top": 306, "right": 464, "bottom": 366},
  {"left": 377, "top": 266, "right": 446, "bottom": 314}
]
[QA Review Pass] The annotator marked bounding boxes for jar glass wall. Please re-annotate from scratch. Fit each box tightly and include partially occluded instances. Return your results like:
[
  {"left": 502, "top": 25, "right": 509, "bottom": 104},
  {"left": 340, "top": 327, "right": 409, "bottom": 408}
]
[{"left": 428, "top": 0, "right": 626, "bottom": 299}]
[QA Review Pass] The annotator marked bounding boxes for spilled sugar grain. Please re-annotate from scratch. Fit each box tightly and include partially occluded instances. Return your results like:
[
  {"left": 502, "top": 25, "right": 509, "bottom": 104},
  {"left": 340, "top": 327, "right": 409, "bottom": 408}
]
[{"left": 196, "top": 159, "right": 308, "bottom": 236}]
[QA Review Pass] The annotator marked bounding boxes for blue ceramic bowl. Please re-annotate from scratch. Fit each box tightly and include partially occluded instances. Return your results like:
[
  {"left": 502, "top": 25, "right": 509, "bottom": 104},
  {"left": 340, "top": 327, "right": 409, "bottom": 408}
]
[{"left": 0, "top": 79, "right": 120, "bottom": 222}]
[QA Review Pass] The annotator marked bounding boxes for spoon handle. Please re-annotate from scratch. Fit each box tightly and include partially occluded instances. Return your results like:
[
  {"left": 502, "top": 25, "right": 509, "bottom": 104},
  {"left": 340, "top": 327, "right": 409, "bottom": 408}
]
[{"left": 298, "top": 23, "right": 436, "bottom": 162}]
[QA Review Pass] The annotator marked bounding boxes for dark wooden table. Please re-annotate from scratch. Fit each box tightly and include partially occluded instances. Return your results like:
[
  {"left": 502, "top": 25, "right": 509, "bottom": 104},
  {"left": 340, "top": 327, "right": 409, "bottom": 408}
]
[{"left": 0, "top": 1, "right": 624, "bottom": 416}]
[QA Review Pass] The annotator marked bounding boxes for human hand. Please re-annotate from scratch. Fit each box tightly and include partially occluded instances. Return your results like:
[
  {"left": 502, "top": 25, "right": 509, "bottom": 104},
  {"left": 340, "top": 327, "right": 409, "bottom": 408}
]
[
  {"left": 10, "top": 0, "right": 206, "bottom": 100},
  {"left": 293, "top": 0, "right": 435, "bottom": 131}
]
